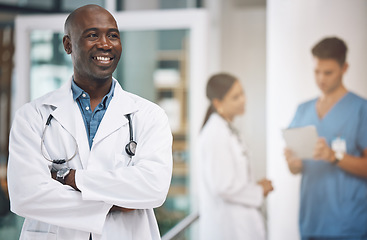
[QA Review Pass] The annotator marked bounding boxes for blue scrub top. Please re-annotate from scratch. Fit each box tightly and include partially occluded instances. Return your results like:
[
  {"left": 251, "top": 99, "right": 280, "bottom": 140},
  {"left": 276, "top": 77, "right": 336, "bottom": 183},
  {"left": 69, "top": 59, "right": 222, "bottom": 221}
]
[{"left": 289, "top": 92, "right": 367, "bottom": 238}]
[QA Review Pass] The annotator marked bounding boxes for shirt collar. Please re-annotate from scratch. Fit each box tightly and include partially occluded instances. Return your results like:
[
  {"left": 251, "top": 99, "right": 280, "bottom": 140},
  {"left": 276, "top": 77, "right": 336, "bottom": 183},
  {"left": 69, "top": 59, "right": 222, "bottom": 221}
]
[
  {"left": 71, "top": 77, "right": 116, "bottom": 106},
  {"left": 102, "top": 80, "right": 115, "bottom": 106},
  {"left": 71, "top": 79, "right": 84, "bottom": 101}
]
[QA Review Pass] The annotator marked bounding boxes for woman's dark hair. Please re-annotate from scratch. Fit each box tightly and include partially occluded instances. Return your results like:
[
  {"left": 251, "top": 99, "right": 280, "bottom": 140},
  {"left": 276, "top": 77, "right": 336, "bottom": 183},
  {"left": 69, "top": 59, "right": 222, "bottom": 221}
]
[{"left": 202, "top": 73, "right": 237, "bottom": 128}]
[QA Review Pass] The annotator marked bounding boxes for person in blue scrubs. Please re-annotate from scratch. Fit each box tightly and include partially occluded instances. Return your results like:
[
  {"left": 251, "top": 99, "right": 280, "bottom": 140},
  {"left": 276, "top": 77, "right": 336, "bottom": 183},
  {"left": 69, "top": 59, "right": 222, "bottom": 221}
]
[{"left": 284, "top": 37, "right": 367, "bottom": 240}]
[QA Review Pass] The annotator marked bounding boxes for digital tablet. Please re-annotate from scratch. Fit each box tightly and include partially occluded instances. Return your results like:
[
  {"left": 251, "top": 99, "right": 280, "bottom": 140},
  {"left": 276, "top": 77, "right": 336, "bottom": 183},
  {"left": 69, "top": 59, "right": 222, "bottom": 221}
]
[{"left": 282, "top": 125, "right": 318, "bottom": 159}]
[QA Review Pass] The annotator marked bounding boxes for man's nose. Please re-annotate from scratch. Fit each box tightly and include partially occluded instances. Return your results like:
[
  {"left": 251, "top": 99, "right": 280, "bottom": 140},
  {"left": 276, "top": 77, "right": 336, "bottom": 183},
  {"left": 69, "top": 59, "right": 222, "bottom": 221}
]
[{"left": 96, "top": 35, "right": 112, "bottom": 50}]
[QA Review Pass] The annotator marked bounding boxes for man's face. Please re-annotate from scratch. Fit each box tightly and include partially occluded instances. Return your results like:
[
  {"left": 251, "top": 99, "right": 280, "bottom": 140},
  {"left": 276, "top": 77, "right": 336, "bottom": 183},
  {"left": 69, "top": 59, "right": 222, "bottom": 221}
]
[
  {"left": 66, "top": 7, "right": 122, "bottom": 81},
  {"left": 313, "top": 57, "right": 347, "bottom": 95}
]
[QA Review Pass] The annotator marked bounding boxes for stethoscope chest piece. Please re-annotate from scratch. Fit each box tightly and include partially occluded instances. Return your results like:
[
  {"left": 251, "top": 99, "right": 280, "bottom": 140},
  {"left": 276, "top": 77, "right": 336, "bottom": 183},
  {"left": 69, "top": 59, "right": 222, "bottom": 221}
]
[
  {"left": 125, "top": 114, "right": 137, "bottom": 157},
  {"left": 125, "top": 140, "right": 137, "bottom": 156}
]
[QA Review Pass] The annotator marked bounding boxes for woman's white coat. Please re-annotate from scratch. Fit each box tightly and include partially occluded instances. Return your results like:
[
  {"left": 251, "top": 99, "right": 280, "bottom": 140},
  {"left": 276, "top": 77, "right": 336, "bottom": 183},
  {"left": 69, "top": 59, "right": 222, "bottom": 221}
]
[
  {"left": 198, "top": 113, "right": 265, "bottom": 240},
  {"left": 7, "top": 79, "right": 173, "bottom": 240}
]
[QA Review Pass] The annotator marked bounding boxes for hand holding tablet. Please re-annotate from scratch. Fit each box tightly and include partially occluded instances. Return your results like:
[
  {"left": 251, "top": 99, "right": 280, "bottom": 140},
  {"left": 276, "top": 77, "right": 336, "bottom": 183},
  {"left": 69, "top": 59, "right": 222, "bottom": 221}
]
[{"left": 282, "top": 125, "right": 318, "bottom": 159}]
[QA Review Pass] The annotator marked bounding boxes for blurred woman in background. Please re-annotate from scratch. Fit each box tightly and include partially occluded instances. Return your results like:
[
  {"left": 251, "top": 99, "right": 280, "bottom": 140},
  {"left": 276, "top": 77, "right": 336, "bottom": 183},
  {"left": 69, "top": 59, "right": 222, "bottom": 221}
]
[{"left": 198, "top": 73, "right": 273, "bottom": 240}]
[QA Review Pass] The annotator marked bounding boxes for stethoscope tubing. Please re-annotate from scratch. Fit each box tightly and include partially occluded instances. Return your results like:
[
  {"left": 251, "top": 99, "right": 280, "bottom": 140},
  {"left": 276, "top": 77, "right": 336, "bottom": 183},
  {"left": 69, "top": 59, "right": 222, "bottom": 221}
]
[
  {"left": 41, "top": 113, "right": 136, "bottom": 166},
  {"left": 41, "top": 114, "right": 78, "bottom": 164}
]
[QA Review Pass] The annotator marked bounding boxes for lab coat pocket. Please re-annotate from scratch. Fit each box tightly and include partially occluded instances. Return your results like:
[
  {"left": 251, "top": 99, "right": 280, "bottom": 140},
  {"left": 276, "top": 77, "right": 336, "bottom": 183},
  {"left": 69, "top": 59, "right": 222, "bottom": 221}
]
[
  {"left": 22, "top": 231, "right": 57, "bottom": 240},
  {"left": 114, "top": 153, "right": 130, "bottom": 168}
]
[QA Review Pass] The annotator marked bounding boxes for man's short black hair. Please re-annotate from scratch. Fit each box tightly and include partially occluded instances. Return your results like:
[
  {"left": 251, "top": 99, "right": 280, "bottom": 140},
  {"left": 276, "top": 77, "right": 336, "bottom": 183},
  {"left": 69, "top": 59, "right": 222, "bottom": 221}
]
[{"left": 311, "top": 37, "right": 348, "bottom": 66}]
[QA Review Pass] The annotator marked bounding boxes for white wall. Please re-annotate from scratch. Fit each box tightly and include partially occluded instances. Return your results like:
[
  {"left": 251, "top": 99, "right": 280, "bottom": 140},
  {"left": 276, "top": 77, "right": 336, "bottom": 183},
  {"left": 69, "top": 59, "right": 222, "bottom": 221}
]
[
  {"left": 222, "top": 4, "right": 267, "bottom": 181},
  {"left": 267, "top": 1, "right": 367, "bottom": 239},
  {"left": 208, "top": 0, "right": 267, "bottom": 182}
]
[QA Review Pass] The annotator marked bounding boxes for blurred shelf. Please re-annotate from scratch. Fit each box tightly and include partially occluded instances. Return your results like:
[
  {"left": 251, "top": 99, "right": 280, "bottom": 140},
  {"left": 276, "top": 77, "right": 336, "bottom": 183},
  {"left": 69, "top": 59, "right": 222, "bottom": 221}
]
[
  {"left": 173, "top": 161, "right": 188, "bottom": 177},
  {"left": 168, "top": 185, "right": 187, "bottom": 196}
]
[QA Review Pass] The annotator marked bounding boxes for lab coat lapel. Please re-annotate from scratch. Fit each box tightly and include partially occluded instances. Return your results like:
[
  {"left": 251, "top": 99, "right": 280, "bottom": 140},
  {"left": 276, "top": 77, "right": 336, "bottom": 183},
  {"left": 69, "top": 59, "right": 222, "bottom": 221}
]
[
  {"left": 44, "top": 81, "right": 77, "bottom": 139},
  {"left": 92, "top": 82, "right": 138, "bottom": 146},
  {"left": 43, "top": 79, "right": 90, "bottom": 168}
]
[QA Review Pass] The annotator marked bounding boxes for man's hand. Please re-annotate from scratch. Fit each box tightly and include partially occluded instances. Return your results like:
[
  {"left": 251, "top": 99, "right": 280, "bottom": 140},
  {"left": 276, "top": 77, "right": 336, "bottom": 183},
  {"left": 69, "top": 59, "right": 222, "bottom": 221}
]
[
  {"left": 51, "top": 169, "right": 57, "bottom": 180},
  {"left": 51, "top": 169, "right": 79, "bottom": 191},
  {"left": 284, "top": 148, "right": 303, "bottom": 174},
  {"left": 313, "top": 138, "right": 334, "bottom": 163},
  {"left": 257, "top": 178, "right": 274, "bottom": 197},
  {"left": 109, "top": 205, "right": 135, "bottom": 213}
]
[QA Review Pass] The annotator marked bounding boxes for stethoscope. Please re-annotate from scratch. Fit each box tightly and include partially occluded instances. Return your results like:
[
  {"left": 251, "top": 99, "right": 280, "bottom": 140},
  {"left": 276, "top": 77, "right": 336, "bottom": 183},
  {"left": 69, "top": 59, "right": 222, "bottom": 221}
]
[{"left": 41, "top": 113, "right": 137, "bottom": 166}]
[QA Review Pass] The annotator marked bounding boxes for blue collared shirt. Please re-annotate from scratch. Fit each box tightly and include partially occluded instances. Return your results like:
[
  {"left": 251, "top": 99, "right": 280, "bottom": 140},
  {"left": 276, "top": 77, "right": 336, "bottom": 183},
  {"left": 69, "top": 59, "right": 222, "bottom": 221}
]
[{"left": 71, "top": 79, "right": 116, "bottom": 149}]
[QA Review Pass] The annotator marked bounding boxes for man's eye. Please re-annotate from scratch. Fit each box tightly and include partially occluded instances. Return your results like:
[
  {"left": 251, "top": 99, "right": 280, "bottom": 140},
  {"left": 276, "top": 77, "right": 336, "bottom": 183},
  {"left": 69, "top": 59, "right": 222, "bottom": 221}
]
[
  {"left": 87, "top": 33, "right": 98, "bottom": 38},
  {"left": 109, "top": 33, "right": 120, "bottom": 39}
]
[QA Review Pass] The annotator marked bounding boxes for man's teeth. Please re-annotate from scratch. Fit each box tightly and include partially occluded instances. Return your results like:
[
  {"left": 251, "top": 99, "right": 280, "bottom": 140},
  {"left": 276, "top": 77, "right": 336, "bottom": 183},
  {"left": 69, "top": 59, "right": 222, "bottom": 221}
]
[{"left": 95, "top": 56, "right": 111, "bottom": 61}]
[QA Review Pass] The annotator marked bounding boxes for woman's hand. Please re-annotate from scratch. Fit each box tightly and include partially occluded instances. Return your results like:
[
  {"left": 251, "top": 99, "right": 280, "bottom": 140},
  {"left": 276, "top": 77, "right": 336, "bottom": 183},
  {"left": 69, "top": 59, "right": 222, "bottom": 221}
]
[{"left": 257, "top": 178, "right": 274, "bottom": 197}]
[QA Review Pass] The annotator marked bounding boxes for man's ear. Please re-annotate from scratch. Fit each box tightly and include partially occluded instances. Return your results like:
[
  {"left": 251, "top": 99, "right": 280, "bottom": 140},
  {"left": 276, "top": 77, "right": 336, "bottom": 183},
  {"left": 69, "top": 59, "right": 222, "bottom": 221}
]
[
  {"left": 63, "top": 35, "right": 72, "bottom": 54},
  {"left": 342, "top": 62, "right": 349, "bottom": 74}
]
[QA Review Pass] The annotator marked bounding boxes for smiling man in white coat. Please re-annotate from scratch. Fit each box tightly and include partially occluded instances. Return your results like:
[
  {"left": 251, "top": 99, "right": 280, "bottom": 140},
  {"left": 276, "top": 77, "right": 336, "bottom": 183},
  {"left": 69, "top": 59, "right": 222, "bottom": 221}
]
[{"left": 7, "top": 4, "right": 172, "bottom": 240}]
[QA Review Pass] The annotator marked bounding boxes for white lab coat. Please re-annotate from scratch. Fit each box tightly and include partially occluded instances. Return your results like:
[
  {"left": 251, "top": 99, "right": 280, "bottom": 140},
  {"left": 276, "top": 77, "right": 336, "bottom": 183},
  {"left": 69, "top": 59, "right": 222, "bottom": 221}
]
[
  {"left": 198, "top": 113, "right": 265, "bottom": 240},
  {"left": 7, "top": 78, "right": 173, "bottom": 240}
]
